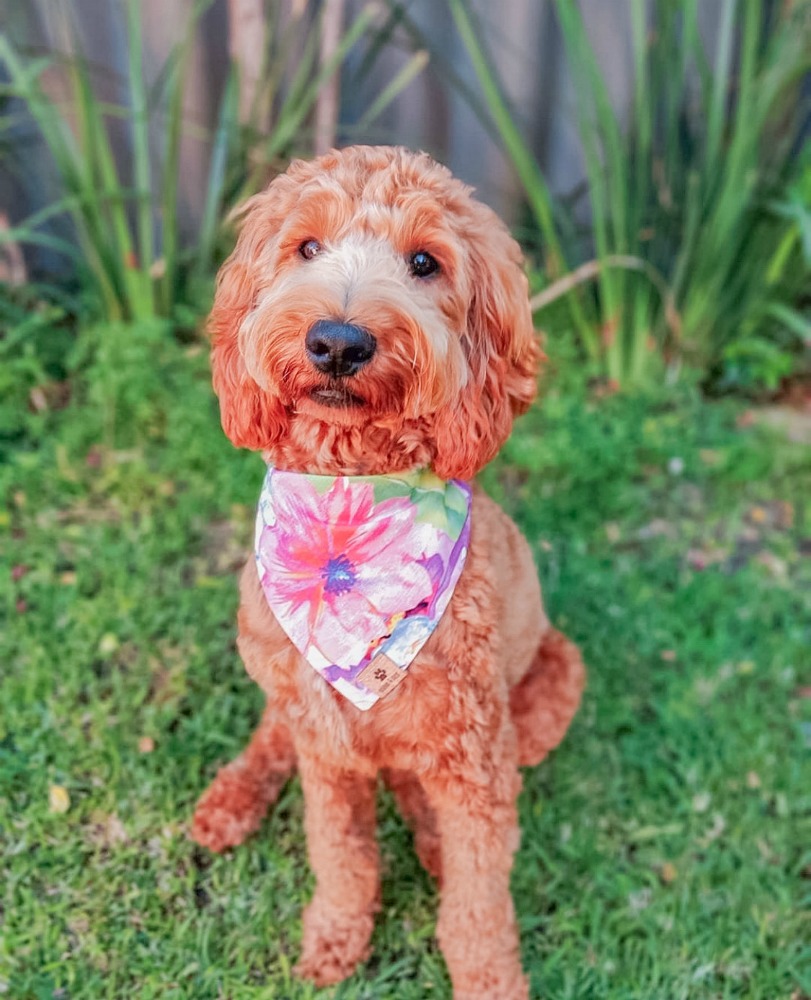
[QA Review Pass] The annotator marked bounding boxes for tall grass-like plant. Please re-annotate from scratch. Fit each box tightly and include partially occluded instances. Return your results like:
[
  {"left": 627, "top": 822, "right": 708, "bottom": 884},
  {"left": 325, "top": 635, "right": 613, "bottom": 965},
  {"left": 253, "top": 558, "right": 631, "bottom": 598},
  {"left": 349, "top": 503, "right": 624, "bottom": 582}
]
[
  {"left": 0, "top": 1, "right": 217, "bottom": 322},
  {"left": 0, "top": 0, "right": 426, "bottom": 324},
  {"left": 447, "top": 0, "right": 811, "bottom": 388},
  {"left": 713, "top": 147, "right": 811, "bottom": 391}
]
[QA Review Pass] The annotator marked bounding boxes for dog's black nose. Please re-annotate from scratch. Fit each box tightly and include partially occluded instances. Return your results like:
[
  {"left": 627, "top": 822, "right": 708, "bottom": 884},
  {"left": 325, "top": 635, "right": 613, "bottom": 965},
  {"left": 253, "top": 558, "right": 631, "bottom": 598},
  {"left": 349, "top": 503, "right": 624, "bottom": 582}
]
[{"left": 305, "top": 320, "right": 376, "bottom": 377}]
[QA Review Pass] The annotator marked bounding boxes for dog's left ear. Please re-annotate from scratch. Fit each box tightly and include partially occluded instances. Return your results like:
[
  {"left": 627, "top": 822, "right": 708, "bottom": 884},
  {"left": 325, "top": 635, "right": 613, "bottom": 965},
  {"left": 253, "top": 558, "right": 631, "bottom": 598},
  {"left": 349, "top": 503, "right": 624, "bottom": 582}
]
[{"left": 432, "top": 220, "right": 542, "bottom": 481}]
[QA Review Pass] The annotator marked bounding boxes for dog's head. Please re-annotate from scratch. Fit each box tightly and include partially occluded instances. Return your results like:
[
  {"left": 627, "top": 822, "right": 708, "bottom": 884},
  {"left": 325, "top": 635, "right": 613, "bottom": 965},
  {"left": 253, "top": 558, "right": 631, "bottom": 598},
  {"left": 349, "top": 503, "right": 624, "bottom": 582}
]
[{"left": 210, "top": 145, "right": 540, "bottom": 479}]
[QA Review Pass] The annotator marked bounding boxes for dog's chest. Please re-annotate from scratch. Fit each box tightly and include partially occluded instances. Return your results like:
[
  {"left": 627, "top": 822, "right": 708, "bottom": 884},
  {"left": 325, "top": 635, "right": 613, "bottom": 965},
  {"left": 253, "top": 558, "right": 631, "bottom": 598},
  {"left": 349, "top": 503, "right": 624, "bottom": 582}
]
[{"left": 282, "top": 633, "right": 460, "bottom": 773}]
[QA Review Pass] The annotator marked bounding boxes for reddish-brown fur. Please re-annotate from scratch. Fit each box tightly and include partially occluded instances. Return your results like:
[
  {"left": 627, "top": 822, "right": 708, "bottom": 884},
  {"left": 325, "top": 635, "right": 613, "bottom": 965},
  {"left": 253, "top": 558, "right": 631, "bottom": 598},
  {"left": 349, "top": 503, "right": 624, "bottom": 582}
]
[{"left": 192, "top": 146, "right": 585, "bottom": 1000}]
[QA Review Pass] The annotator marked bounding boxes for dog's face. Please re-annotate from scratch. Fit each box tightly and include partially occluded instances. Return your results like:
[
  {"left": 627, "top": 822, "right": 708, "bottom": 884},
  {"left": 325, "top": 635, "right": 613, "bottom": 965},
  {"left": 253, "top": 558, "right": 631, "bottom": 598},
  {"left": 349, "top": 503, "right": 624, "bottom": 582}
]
[{"left": 210, "top": 145, "right": 540, "bottom": 479}]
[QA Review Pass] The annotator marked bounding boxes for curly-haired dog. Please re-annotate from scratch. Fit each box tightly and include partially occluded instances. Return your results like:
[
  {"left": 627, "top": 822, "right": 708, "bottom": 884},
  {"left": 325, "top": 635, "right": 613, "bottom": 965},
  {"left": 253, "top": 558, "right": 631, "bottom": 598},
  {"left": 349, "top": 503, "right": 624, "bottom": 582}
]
[{"left": 192, "top": 145, "right": 585, "bottom": 1000}]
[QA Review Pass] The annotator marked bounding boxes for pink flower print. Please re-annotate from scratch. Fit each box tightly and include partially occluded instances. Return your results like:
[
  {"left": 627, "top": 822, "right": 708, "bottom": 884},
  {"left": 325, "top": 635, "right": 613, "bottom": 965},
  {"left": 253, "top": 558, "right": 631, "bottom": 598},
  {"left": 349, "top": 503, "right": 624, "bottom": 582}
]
[{"left": 258, "top": 475, "right": 436, "bottom": 666}]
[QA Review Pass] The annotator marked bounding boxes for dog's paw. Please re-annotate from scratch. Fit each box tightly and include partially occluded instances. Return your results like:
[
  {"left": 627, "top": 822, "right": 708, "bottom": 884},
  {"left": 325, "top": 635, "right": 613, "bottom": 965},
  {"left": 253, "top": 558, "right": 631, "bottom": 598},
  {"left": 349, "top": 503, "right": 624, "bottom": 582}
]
[
  {"left": 190, "top": 764, "right": 270, "bottom": 852},
  {"left": 453, "top": 978, "right": 530, "bottom": 1000},
  {"left": 294, "top": 898, "right": 374, "bottom": 986}
]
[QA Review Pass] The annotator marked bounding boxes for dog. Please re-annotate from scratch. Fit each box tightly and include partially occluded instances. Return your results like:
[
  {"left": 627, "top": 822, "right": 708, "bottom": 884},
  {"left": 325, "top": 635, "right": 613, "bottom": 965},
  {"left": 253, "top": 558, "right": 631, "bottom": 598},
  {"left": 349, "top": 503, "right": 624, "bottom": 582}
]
[{"left": 191, "top": 145, "right": 585, "bottom": 1000}]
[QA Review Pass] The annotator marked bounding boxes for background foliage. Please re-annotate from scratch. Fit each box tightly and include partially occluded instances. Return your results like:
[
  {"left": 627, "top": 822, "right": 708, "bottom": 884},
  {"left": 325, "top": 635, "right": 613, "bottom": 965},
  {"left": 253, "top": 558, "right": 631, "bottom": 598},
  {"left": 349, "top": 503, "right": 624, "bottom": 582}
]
[
  {"left": 444, "top": 0, "right": 811, "bottom": 389},
  {"left": 3, "top": 1, "right": 810, "bottom": 390}
]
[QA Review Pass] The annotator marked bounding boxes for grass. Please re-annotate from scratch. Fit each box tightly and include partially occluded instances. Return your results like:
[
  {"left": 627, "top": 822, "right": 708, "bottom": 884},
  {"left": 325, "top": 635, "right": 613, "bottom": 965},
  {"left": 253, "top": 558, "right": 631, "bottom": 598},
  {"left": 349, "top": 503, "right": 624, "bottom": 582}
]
[{"left": 1, "top": 326, "right": 810, "bottom": 999}]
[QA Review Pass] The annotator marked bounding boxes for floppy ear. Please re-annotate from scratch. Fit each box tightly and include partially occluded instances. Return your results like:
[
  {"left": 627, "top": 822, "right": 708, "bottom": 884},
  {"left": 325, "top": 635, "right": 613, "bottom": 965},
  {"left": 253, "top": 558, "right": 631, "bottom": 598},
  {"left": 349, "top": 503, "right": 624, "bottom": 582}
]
[
  {"left": 209, "top": 188, "right": 291, "bottom": 450},
  {"left": 431, "top": 221, "right": 542, "bottom": 481}
]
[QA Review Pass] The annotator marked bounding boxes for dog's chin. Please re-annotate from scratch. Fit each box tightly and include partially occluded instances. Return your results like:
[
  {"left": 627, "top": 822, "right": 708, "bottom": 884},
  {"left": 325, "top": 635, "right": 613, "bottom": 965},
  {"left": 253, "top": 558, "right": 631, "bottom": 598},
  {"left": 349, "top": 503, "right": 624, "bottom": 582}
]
[
  {"left": 308, "top": 386, "right": 365, "bottom": 409},
  {"left": 294, "top": 386, "right": 375, "bottom": 426}
]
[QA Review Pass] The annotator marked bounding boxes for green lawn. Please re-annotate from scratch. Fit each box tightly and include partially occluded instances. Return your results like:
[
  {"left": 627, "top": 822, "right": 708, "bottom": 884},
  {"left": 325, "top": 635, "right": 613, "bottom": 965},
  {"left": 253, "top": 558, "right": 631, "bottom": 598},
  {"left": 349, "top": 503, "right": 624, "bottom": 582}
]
[{"left": 2, "top": 323, "right": 809, "bottom": 999}]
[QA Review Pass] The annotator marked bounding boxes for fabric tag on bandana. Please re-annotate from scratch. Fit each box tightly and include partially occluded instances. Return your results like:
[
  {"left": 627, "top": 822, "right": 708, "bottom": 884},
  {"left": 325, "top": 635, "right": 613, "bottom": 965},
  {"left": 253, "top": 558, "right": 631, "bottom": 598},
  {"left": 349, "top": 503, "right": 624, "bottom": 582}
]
[{"left": 255, "top": 465, "right": 472, "bottom": 711}]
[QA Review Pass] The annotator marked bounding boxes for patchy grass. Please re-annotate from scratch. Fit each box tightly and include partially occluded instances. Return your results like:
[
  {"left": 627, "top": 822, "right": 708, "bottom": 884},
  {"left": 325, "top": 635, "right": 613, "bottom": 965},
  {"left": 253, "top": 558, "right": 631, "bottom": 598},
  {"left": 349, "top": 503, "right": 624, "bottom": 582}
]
[{"left": 1, "top": 325, "right": 810, "bottom": 999}]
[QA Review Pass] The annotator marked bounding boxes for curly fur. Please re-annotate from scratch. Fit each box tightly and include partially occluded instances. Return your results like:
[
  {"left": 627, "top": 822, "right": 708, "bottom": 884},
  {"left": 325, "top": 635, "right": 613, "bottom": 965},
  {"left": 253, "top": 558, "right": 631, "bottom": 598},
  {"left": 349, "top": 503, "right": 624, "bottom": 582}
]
[{"left": 192, "top": 145, "right": 585, "bottom": 1000}]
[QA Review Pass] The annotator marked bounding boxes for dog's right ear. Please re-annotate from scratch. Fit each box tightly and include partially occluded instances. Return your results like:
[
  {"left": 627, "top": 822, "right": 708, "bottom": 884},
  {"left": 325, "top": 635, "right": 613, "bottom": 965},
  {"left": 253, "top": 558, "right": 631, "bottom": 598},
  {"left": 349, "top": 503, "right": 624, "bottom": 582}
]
[{"left": 209, "top": 190, "right": 290, "bottom": 450}]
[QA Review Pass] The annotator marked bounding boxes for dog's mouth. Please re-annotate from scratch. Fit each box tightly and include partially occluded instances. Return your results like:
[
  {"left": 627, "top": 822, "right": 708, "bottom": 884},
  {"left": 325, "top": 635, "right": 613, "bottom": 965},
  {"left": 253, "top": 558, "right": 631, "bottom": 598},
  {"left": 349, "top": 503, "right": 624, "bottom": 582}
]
[{"left": 308, "top": 386, "right": 366, "bottom": 408}]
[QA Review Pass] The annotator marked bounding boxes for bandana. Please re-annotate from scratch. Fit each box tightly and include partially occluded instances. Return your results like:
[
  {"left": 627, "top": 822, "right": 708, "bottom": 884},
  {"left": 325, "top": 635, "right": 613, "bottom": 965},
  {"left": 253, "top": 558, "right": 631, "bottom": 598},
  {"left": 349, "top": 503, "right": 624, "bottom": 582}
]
[{"left": 255, "top": 465, "right": 471, "bottom": 711}]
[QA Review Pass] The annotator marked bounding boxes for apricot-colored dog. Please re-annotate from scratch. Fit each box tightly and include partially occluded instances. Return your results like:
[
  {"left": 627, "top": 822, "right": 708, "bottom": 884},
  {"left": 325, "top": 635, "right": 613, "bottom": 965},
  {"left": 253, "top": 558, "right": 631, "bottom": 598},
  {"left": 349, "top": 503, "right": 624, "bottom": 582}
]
[{"left": 192, "top": 145, "right": 585, "bottom": 1000}]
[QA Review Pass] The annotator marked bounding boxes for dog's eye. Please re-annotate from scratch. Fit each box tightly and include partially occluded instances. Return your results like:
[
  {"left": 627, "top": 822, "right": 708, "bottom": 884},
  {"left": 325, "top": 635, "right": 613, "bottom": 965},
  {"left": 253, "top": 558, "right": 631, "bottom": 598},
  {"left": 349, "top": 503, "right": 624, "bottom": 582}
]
[
  {"left": 299, "top": 239, "right": 322, "bottom": 260},
  {"left": 409, "top": 251, "right": 440, "bottom": 278}
]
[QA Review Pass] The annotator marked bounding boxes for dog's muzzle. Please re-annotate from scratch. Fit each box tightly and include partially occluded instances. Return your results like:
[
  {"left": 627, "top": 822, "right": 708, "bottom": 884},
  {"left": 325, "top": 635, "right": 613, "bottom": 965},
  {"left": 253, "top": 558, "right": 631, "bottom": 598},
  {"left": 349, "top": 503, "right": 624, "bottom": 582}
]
[{"left": 305, "top": 320, "right": 377, "bottom": 378}]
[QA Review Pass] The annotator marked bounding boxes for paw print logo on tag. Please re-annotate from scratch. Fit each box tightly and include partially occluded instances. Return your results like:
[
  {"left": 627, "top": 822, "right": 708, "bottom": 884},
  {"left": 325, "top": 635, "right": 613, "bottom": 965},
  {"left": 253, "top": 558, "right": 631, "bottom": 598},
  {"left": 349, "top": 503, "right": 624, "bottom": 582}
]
[{"left": 357, "top": 655, "right": 408, "bottom": 698}]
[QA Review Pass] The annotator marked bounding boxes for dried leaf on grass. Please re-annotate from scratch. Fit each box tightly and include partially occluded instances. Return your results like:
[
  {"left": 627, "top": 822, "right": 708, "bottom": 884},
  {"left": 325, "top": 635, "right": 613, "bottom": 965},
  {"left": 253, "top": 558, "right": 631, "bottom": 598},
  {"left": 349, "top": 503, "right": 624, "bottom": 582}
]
[
  {"left": 659, "top": 861, "right": 678, "bottom": 884},
  {"left": 88, "top": 812, "right": 129, "bottom": 849},
  {"left": 49, "top": 785, "right": 71, "bottom": 813}
]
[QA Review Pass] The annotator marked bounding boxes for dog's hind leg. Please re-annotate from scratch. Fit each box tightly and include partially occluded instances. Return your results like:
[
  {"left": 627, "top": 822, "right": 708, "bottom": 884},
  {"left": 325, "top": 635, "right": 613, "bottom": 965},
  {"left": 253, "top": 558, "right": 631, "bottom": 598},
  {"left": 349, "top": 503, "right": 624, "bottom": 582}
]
[
  {"left": 191, "top": 703, "right": 295, "bottom": 852},
  {"left": 510, "top": 627, "right": 586, "bottom": 768}
]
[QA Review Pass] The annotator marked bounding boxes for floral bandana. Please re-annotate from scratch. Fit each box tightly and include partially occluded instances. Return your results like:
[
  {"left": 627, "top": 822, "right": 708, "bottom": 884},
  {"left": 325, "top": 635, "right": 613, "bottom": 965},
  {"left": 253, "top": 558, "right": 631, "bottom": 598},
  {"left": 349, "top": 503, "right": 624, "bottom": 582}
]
[{"left": 255, "top": 466, "right": 472, "bottom": 711}]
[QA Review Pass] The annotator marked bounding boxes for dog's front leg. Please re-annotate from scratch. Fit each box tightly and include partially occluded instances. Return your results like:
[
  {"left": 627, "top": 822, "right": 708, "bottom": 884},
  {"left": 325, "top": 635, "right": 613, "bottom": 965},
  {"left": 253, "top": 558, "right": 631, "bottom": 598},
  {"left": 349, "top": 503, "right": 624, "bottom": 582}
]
[
  {"left": 424, "top": 745, "right": 528, "bottom": 1000},
  {"left": 294, "top": 754, "right": 380, "bottom": 986}
]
